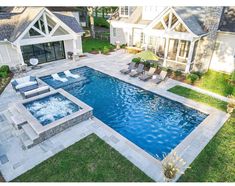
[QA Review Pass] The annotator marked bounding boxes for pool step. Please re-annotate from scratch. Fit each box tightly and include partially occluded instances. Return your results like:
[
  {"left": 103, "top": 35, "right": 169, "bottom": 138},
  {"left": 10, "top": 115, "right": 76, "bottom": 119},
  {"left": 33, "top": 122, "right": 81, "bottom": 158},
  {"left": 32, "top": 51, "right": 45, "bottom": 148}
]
[
  {"left": 19, "top": 131, "right": 34, "bottom": 149},
  {"left": 7, "top": 106, "right": 27, "bottom": 129},
  {"left": 21, "top": 123, "right": 39, "bottom": 142}
]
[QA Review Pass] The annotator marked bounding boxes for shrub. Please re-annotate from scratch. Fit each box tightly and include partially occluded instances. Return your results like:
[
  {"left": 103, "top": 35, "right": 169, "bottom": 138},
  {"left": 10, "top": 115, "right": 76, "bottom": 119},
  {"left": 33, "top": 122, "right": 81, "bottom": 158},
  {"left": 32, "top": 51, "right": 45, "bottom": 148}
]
[
  {"left": 144, "top": 61, "right": 151, "bottom": 68},
  {"left": 132, "top": 57, "right": 141, "bottom": 63},
  {"left": 0, "top": 71, "right": 8, "bottom": 78},
  {"left": 120, "top": 44, "right": 127, "bottom": 49},
  {"left": 167, "top": 68, "right": 173, "bottom": 74},
  {"left": 150, "top": 63, "right": 158, "bottom": 68},
  {"left": 174, "top": 70, "right": 182, "bottom": 77},
  {"left": 102, "top": 46, "right": 110, "bottom": 54},
  {"left": 191, "top": 71, "right": 204, "bottom": 79},
  {"left": 0, "top": 65, "right": 10, "bottom": 74},
  {"left": 186, "top": 73, "right": 199, "bottom": 84},
  {"left": 230, "top": 70, "right": 235, "bottom": 82}
]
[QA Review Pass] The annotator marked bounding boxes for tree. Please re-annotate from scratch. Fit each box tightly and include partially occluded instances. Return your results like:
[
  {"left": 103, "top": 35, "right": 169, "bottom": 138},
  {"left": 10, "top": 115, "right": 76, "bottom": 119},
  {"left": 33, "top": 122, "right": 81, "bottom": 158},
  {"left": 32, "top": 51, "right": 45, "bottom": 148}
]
[{"left": 87, "top": 6, "right": 96, "bottom": 38}]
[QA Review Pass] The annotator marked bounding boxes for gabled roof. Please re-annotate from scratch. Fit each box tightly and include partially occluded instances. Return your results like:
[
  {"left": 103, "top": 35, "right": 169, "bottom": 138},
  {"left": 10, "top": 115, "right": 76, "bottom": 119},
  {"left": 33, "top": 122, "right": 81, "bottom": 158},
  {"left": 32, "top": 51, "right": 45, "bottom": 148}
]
[
  {"left": 0, "top": 7, "right": 83, "bottom": 42},
  {"left": 218, "top": 6, "right": 235, "bottom": 32},
  {"left": 173, "top": 7, "right": 207, "bottom": 36},
  {"left": 53, "top": 12, "right": 84, "bottom": 33}
]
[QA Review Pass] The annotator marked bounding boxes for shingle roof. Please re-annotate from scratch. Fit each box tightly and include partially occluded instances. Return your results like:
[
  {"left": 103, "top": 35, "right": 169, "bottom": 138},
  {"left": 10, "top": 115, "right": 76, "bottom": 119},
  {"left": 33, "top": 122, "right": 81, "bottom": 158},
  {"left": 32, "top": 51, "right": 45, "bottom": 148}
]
[
  {"left": 53, "top": 12, "right": 84, "bottom": 33},
  {"left": 0, "top": 7, "right": 83, "bottom": 42},
  {"left": 173, "top": 7, "right": 207, "bottom": 36},
  {"left": 218, "top": 7, "right": 235, "bottom": 32}
]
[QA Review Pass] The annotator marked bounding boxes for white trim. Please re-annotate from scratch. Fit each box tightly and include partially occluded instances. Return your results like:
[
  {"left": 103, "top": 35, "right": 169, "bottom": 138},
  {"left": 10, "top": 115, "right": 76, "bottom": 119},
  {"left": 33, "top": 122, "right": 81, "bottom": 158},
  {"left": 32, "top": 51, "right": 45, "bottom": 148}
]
[
  {"left": 170, "top": 20, "right": 180, "bottom": 31},
  {"left": 31, "top": 26, "right": 46, "bottom": 36},
  {"left": 49, "top": 23, "right": 60, "bottom": 36},
  {"left": 14, "top": 8, "right": 45, "bottom": 44},
  {"left": 42, "top": 12, "right": 49, "bottom": 35}
]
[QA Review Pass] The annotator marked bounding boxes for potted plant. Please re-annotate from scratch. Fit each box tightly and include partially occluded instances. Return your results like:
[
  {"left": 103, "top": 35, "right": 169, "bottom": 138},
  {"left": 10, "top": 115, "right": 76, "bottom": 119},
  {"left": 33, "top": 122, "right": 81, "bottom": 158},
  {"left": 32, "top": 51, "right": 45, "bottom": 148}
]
[{"left": 162, "top": 151, "right": 187, "bottom": 182}]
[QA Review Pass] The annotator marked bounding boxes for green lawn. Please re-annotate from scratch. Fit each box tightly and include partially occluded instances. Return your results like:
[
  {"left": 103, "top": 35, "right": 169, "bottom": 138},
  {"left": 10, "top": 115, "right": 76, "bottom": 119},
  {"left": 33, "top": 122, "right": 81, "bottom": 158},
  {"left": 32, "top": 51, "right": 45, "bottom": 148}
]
[
  {"left": 82, "top": 38, "right": 114, "bottom": 53},
  {"left": 168, "top": 85, "right": 228, "bottom": 112},
  {"left": 168, "top": 85, "right": 235, "bottom": 182},
  {"left": 13, "top": 134, "right": 153, "bottom": 182},
  {"left": 195, "top": 70, "right": 235, "bottom": 97},
  {"left": 179, "top": 115, "right": 235, "bottom": 182}
]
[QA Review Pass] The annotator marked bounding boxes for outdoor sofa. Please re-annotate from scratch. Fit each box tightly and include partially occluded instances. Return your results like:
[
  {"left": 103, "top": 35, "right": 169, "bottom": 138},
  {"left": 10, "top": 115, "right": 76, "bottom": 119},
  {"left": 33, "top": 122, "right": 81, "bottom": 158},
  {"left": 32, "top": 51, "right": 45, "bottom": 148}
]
[{"left": 11, "top": 76, "right": 38, "bottom": 93}]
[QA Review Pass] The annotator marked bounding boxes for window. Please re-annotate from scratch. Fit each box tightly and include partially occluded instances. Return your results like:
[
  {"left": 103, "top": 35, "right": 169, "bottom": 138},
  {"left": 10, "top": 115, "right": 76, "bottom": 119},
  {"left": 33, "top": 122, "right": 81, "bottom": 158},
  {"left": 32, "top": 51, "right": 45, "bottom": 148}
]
[
  {"left": 120, "top": 6, "right": 129, "bottom": 17},
  {"left": 113, "top": 28, "right": 117, "bottom": 37}
]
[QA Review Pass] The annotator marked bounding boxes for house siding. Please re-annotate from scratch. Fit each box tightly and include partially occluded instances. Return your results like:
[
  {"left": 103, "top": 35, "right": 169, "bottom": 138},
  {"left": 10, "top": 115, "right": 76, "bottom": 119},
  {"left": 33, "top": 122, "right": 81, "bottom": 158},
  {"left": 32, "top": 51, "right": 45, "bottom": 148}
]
[
  {"left": 0, "top": 42, "right": 20, "bottom": 67},
  {"left": 209, "top": 32, "right": 235, "bottom": 73}
]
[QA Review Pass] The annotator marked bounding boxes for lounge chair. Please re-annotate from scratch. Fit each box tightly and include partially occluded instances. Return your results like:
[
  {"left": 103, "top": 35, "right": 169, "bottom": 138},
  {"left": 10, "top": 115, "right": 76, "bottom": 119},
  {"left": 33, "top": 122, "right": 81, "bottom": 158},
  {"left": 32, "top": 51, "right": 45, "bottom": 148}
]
[
  {"left": 11, "top": 76, "right": 38, "bottom": 93},
  {"left": 139, "top": 67, "right": 156, "bottom": 81},
  {"left": 152, "top": 71, "right": 168, "bottom": 84},
  {"left": 64, "top": 70, "right": 80, "bottom": 79},
  {"left": 129, "top": 64, "right": 144, "bottom": 77},
  {"left": 21, "top": 86, "right": 50, "bottom": 99},
  {"left": 120, "top": 62, "right": 136, "bottom": 74},
  {"left": 51, "top": 73, "right": 68, "bottom": 82}
]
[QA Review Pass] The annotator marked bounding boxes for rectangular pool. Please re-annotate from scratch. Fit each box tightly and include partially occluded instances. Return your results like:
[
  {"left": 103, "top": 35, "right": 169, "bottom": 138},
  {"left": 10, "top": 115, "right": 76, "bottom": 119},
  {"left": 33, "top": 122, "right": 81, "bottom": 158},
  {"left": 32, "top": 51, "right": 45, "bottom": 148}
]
[{"left": 40, "top": 66, "right": 207, "bottom": 160}]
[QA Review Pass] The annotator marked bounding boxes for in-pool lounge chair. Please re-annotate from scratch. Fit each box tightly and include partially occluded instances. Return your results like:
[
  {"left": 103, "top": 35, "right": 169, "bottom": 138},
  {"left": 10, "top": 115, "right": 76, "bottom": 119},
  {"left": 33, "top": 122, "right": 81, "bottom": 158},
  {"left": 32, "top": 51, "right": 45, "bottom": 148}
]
[
  {"left": 129, "top": 64, "right": 144, "bottom": 77},
  {"left": 64, "top": 70, "right": 80, "bottom": 79},
  {"left": 120, "top": 62, "right": 136, "bottom": 74},
  {"left": 51, "top": 73, "right": 68, "bottom": 82},
  {"left": 152, "top": 70, "right": 167, "bottom": 84},
  {"left": 11, "top": 76, "right": 38, "bottom": 93},
  {"left": 139, "top": 67, "right": 156, "bottom": 81}
]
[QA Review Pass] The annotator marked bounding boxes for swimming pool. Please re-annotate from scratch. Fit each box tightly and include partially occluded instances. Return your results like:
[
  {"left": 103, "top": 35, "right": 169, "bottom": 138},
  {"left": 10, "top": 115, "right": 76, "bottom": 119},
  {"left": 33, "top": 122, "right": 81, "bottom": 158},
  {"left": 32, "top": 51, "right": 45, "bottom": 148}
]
[{"left": 40, "top": 66, "right": 207, "bottom": 160}]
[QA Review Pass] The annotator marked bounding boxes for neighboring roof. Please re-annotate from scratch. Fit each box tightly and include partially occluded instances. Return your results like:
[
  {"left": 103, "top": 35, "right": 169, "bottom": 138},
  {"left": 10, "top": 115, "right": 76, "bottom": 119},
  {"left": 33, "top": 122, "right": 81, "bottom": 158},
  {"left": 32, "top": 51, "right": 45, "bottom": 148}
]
[
  {"left": 218, "top": 6, "right": 235, "bottom": 32},
  {"left": 0, "top": 7, "right": 83, "bottom": 42},
  {"left": 47, "top": 7, "right": 79, "bottom": 12},
  {"left": 173, "top": 7, "right": 207, "bottom": 36},
  {"left": 53, "top": 12, "right": 84, "bottom": 33}
]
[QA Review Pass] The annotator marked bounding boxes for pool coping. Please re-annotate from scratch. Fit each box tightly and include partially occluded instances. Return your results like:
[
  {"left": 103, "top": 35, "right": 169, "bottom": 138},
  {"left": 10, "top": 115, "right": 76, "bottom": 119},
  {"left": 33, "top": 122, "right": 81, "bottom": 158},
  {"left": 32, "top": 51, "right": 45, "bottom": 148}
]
[
  {"left": 38, "top": 65, "right": 230, "bottom": 182},
  {"left": 15, "top": 89, "right": 93, "bottom": 135}
]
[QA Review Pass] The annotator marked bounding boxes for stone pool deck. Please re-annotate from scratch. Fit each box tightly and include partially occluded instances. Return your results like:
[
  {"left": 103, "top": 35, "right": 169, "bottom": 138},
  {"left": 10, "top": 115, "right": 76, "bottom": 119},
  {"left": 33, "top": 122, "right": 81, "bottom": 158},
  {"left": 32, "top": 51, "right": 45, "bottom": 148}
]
[{"left": 0, "top": 50, "right": 230, "bottom": 181}]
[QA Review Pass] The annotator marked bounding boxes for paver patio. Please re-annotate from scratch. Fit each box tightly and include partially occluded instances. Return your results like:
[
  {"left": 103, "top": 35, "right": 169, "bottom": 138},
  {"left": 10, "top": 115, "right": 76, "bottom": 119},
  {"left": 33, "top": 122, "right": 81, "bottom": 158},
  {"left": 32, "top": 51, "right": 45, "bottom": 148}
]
[{"left": 0, "top": 50, "right": 230, "bottom": 181}]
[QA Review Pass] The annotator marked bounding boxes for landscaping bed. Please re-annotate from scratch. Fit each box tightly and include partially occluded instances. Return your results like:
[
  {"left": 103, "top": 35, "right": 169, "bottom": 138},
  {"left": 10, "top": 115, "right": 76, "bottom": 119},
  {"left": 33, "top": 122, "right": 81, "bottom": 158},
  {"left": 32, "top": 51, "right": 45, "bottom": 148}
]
[
  {"left": 0, "top": 65, "right": 13, "bottom": 95},
  {"left": 13, "top": 134, "right": 153, "bottom": 182}
]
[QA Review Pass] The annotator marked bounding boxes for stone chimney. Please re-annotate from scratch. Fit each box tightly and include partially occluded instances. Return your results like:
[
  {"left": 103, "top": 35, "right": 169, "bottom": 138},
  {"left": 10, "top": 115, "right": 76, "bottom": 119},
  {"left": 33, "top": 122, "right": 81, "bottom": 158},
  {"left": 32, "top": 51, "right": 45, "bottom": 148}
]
[{"left": 193, "top": 7, "right": 224, "bottom": 72}]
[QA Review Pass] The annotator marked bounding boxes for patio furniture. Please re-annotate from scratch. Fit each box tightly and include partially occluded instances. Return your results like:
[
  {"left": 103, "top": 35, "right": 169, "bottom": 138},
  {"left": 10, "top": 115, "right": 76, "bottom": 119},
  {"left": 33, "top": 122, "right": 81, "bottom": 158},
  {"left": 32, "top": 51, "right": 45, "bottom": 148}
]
[
  {"left": 126, "top": 46, "right": 142, "bottom": 54},
  {"left": 64, "top": 70, "right": 80, "bottom": 79},
  {"left": 67, "top": 51, "right": 73, "bottom": 60},
  {"left": 152, "top": 71, "right": 168, "bottom": 84},
  {"left": 129, "top": 64, "right": 145, "bottom": 77},
  {"left": 139, "top": 67, "right": 156, "bottom": 81},
  {"left": 22, "top": 86, "right": 50, "bottom": 99},
  {"left": 11, "top": 76, "right": 38, "bottom": 93},
  {"left": 29, "top": 58, "right": 41, "bottom": 69},
  {"left": 120, "top": 62, "right": 136, "bottom": 74},
  {"left": 51, "top": 73, "right": 68, "bottom": 82}
]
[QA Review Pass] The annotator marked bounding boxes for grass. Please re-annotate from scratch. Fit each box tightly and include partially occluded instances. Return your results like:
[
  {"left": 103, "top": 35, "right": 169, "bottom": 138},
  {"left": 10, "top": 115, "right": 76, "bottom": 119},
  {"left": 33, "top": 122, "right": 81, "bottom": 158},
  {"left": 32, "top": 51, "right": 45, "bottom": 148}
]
[
  {"left": 168, "top": 85, "right": 235, "bottom": 182},
  {"left": 13, "top": 134, "right": 153, "bottom": 182},
  {"left": 82, "top": 38, "right": 114, "bottom": 53},
  {"left": 168, "top": 85, "right": 228, "bottom": 112},
  {"left": 195, "top": 70, "right": 235, "bottom": 97},
  {"left": 179, "top": 114, "right": 235, "bottom": 182}
]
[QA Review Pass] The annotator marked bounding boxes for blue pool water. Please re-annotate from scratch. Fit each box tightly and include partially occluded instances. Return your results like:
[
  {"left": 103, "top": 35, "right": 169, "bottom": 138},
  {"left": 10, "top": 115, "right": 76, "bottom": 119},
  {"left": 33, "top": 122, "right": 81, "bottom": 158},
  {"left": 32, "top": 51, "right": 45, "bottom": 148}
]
[
  {"left": 40, "top": 67, "right": 207, "bottom": 160},
  {"left": 24, "top": 93, "right": 81, "bottom": 126}
]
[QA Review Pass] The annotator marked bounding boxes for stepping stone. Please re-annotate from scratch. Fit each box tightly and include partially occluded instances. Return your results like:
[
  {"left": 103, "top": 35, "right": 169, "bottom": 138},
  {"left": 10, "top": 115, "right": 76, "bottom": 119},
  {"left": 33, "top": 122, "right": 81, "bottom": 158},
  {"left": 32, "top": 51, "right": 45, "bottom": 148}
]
[{"left": 0, "top": 154, "right": 9, "bottom": 165}]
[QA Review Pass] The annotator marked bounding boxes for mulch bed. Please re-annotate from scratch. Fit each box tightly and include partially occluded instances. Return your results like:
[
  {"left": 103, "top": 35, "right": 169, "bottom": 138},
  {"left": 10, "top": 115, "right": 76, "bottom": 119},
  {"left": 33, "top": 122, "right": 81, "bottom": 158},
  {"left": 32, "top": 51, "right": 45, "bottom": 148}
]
[{"left": 0, "top": 72, "right": 13, "bottom": 95}]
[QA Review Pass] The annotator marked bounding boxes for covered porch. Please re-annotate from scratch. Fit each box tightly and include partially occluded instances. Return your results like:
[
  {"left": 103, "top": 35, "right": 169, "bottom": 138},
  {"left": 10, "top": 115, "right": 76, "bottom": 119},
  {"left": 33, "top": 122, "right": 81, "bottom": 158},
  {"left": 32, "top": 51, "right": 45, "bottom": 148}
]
[{"left": 142, "top": 30, "right": 199, "bottom": 73}]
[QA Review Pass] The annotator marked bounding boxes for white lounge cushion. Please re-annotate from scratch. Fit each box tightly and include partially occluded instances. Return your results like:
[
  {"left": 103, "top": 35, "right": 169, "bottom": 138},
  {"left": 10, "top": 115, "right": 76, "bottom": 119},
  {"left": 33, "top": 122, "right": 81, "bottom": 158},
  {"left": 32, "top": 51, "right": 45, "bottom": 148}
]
[
  {"left": 24, "top": 86, "right": 49, "bottom": 97},
  {"left": 16, "top": 76, "right": 31, "bottom": 84},
  {"left": 15, "top": 81, "right": 37, "bottom": 89}
]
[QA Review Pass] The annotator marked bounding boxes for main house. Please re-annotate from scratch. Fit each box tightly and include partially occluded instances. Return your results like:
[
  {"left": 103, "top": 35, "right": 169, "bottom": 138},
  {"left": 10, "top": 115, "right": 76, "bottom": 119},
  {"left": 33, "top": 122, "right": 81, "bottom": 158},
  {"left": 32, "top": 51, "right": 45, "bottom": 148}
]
[
  {"left": 109, "top": 6, "right": 235, "bottom": 73},
  {"left": 0, "top": 7, "right": 84, "bottom": 68}
]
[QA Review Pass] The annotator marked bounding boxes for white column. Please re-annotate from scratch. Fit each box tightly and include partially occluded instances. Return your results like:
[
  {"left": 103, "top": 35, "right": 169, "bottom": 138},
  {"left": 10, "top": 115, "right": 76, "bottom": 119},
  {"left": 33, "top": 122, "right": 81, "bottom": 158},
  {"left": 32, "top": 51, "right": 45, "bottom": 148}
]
[
  {"left": 163, "top": 37, "right": 169, "bottom": 67},
  {"left": 72, "top": 38, "right": 77, "bottom": 54},
  {"left": 43, "top": 12, "right": 49, "bottom": 35},
  {"left": 176, "top": 40, "right": 181, "bottom": 62},
  {"left": 185, "top": 40, "right": 195, "bottom": 73},
  {"left": 16, "top": 44, "right": 25, "bottom": 65}
]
